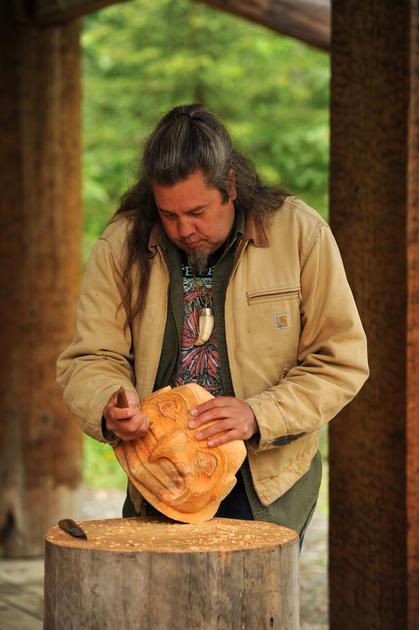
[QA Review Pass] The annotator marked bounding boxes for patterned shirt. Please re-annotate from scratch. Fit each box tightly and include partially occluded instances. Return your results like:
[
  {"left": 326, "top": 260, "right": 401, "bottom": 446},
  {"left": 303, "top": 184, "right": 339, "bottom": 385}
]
[{"left": 175, "top": 261, "right": 224, "bottom": 396}]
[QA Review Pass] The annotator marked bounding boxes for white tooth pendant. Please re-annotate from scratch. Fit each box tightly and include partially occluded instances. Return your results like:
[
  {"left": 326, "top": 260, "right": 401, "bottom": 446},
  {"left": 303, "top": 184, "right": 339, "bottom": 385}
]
[{"left": 194, "top": 308, "right": 214, "bottom": 346}]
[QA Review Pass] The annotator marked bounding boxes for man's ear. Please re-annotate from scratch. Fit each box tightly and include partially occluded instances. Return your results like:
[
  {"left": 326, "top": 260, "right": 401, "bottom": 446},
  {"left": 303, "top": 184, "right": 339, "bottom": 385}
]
[{"left": 227, "top": 168, "right": 237, "bottom": 201}]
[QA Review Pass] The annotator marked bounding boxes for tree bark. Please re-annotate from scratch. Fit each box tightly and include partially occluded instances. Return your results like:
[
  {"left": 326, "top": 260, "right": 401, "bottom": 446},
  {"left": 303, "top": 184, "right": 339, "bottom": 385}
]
[
  {"left": 44, "top": 517, "right": 300, "bottom": 629},
  {"left": 329, "top": 0, "right": 419, "bottom": 626},
  {"left": 0, "top": 19, "right": 82, "bottom": 557}
]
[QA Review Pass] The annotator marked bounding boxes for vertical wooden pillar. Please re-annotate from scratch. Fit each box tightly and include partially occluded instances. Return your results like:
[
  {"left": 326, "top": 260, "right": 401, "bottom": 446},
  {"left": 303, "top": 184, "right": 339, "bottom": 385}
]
[
  {"left": 0, "top": 19, "right": 82, "bottom": 557},
  {"left": 407, "top": 4, "right": 419, "bottom": 620},
  {"left": 329, "top": 1, "right": 419, "bottom": 627}
]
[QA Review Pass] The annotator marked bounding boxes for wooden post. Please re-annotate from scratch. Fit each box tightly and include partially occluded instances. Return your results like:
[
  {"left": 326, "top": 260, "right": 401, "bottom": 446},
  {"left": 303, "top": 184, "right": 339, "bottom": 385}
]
[
  {"left": 329, "top": 1, "right": 419, "bottom": 626},
  {"left": 44, "top": 517, "right": 300, "bottom": 629},
  {"left": 0, "top": 18, "right": 82, "bottom": 557}
]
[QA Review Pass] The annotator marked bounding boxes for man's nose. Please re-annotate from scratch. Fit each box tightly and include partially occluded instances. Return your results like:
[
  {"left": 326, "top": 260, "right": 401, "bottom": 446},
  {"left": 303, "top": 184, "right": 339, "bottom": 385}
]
[{"left": 177, "top": 217, "right": 195, "bottom": 239}]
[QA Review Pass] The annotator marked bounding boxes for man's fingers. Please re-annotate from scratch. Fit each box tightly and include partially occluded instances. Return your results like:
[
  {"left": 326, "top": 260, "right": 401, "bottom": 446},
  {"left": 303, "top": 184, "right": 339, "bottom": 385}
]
[
  {"left": 111, "top": 415, "right": 149, "bottom": 441},
  {"left": 188, "top": 405, "right": 234, "bottom": 428},
  {"left": 119, "top": 421, "right": 148, "bottom": 438},
  {"left": 191, "top": 397, "right": 235, "bottom": 416},
  {"left": 195, "top": 419, "right": 235, "bottom": 440},
  {"left": 115, "top": 427, "right": 148, "bottom": 442},
  {"left": 107, "top": 407, "right": 138, "bottom": 421},
  {"left": 106, "top": 408, "right": 149, "bottom": 434},
  {"left": 207, "top": 430, "right": 241, "bottom": 448},
  {"left": 103, "top": 389, "right": 149, "bottom": 442},
  {"left": 125, "top": 390, "right": 140, "bottom": 407}
]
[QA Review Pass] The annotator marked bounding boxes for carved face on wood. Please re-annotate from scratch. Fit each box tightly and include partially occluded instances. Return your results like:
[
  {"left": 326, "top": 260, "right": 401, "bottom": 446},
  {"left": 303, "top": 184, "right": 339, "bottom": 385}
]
[{"left": 114, "top": 384, "right": 246, "bottom": 523}]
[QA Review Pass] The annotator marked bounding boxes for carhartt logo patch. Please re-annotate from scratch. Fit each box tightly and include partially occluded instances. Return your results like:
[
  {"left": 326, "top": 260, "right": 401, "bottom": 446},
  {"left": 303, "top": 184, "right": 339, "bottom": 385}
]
[{"left": 274, "top": 312, "right": 288, "bottom": 329}]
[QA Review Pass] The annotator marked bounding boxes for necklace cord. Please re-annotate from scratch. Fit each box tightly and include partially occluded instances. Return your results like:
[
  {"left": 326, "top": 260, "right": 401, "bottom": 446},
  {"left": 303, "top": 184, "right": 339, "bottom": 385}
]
[{"left": 192, "top": 275, "right": 212, "bottom": 309}]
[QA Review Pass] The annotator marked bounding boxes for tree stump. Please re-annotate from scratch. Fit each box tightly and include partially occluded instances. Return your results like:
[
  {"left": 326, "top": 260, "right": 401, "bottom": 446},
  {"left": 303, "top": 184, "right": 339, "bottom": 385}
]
[{"left": 44, "top": 517, "right": 300, "bottom": 629}]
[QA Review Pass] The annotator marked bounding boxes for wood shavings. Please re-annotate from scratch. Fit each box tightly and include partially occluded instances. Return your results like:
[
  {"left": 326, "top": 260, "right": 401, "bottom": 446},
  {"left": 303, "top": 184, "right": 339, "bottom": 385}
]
[{"left": 45, "top": 517, "right": 298, "bottom": 553}]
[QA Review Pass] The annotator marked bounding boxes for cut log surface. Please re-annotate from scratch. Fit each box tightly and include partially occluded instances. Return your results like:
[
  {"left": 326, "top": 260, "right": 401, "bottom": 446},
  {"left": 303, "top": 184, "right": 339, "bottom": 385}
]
[{"left": 44, "top": 516, "right": 300, "bottom": 629}]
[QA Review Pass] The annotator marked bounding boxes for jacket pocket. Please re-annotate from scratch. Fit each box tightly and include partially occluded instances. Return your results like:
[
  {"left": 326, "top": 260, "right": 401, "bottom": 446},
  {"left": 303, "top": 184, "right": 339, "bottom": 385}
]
[{"left": 246, "top": 285, "right": 301, "bottom": 306}]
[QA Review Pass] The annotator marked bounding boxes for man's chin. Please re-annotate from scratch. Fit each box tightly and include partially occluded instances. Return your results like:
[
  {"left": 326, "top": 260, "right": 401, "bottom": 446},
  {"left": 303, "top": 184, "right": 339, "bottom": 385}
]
[{"left": 186, "top": 248, "right": 210, "bottom": 275}]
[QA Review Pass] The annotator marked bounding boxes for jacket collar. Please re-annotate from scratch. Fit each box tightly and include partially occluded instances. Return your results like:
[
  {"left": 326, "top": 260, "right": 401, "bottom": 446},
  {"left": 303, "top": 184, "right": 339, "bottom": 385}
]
[
  {"left": 148, "top": 222, "right": 161, "bottom": 251},
  {"left": 242, "top": 213, "right": 269, "bottom": 247}
]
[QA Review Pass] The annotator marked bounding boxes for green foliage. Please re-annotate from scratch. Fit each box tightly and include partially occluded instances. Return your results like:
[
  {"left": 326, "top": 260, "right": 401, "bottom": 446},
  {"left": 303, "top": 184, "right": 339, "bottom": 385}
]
[
  {"left": 81, "top": 0, "right": 330, "bottom": 258},
  {"left": 83, "top": 435, "right": 127, "bottom": 488}
]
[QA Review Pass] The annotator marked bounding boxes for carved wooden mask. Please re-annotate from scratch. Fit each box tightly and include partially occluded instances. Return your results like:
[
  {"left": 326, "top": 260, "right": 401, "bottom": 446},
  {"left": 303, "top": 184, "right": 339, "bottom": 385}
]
[{"left": 114, "top": 384, "right": 247, "bottom": 523}]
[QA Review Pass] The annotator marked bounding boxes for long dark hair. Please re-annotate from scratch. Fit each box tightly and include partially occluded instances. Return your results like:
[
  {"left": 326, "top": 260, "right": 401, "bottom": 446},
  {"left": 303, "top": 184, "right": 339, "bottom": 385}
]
[{"left": 113, "top": 104, "right": 288, "bottom": 327}]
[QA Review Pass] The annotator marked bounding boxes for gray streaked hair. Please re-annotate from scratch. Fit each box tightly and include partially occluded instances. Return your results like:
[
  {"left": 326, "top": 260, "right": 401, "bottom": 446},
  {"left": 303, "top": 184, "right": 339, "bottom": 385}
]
[{"left": 143, "top": 104, "right": 234, "bottom": 198}]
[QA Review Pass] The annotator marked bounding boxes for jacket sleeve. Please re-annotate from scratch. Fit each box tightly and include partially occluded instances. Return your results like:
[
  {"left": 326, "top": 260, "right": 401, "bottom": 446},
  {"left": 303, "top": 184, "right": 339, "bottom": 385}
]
[
  {"left": 245, "top": 223, "right": 369, "bottom": 451},
  {"left": 56, "top": 236, "right": 137, "bottom": 445}
]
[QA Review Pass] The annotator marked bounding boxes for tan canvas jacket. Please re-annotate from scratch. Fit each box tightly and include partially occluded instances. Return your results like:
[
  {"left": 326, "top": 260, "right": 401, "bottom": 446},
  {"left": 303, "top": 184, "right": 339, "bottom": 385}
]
[{"left": 57, "top": 196, "right": 369, "bottom": 507}]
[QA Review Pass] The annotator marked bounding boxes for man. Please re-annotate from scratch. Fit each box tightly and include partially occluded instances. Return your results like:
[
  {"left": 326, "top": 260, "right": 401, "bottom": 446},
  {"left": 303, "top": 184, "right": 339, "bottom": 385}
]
[{"left": 57, "top": 104, "right": 369, "bottom": 537}]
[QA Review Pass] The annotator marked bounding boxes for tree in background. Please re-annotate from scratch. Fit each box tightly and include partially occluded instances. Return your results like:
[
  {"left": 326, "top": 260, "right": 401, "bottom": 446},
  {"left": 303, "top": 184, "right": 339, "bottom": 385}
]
[{"left": 82, "top": 0, "right": 329, "bottom": 258}]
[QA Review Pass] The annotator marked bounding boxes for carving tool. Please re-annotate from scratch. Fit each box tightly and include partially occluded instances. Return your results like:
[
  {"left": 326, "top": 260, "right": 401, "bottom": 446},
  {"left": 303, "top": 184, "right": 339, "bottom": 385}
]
[
  {"left": 58, "top": 518, "right": 88, "bottom": 539},
  {"left": 116, "top": 386, "right": 129, "bottom": 408}
]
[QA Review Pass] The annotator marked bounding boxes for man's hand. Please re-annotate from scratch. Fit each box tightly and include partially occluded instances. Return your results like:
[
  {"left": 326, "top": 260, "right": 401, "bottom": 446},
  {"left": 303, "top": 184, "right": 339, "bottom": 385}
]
[
  {"left": 103, "top": 389, "right": 149, "bottom": 442},
  {"left": 188, "top": 396, "right": 258, "bottom": 447}
]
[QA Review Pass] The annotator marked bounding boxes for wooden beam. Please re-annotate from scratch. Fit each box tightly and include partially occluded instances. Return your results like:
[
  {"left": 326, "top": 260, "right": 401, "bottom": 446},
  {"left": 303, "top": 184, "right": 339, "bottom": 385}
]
[
  {"left": 3, "top": 0, "right": 127, "bottom": 24},
  {"left": 35, "top": 0, "right": 128, "bottom": 23},
  {"left": 6, "top": 0, "right": 331, "bottom": 50},
  {"left": 0, "top": 19, "right": 83, "bottom": 556},
  {"left": 329, "top": 0, "right": 419, "bottom": 626},
  {"left": 194, "top": 0, "right": 330, "bottom": 51}
]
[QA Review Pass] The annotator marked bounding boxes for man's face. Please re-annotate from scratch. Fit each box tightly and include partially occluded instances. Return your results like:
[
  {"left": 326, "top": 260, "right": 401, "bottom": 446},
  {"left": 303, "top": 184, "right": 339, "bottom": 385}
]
[{"left": 153, "top": 170, "right": 236, "bottom": 258}]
